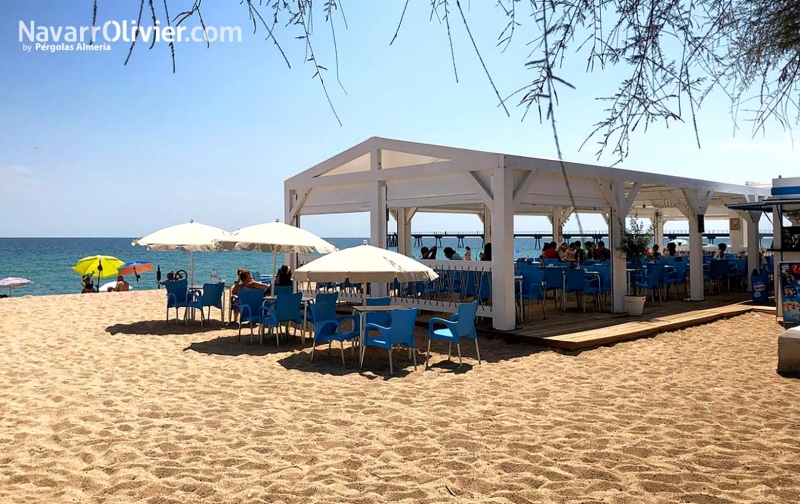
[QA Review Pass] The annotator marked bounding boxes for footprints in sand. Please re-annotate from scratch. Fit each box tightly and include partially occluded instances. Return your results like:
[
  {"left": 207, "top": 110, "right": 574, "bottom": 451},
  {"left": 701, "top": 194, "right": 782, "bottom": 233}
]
[{"left": 0, "top": 292, "right": 798, "bottom": 503}]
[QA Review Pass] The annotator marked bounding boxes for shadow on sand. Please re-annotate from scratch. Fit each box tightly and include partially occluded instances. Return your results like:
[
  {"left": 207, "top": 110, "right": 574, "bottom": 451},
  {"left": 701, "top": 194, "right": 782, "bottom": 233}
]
[
  {"left": 105, "top": 319, "right": 226, "bottom": 336},
  {"left": 184, "top": 334, "right": 306, "bottom": 357}
]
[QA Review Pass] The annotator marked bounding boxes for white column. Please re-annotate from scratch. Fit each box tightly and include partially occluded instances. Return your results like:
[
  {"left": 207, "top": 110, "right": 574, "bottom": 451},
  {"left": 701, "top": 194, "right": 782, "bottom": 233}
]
[
  {"left": 491, "top": 163, "right": 515, "bottom": 330},
  {"left": 744, "top": 211, "right": 762, "bottom": 278},
  {"left": 369, "top": 149, "right": 388, "bottom": 296},
  {"left": 653, "top": 212, "right": 664, "bottom": 248},
  {"left": 551, "top": 206, "right": 563, "bottom": 243},
  {"left": 729, "top": 216, "right": 744, "bottom": 251},
  {"left": 688, "top": 214, "right": 704, "bottom": 300},
  {"left": 482, "top": 206, "right": 492, "bottom": 245},
  {"left": 680, "top": 188, "right": 712, "bottom": 301},
  {"left": 284, "top": 188, "right": 299, "bottom": 273},
  {"left": 396, "top": 208, "right": 412, "bottom": 256},
  {"left": 610, "top": 210, "right": 628, "bottom": 313}
]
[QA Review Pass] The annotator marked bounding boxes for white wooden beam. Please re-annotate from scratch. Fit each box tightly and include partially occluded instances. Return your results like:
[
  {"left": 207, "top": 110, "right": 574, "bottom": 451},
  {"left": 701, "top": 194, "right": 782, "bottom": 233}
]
[
  {"left": 288, "top": 159, "right": 482, "bottom": 190},
  {"left": 466, "top": 171, "right": 494, "bottom": 208},
  {"left": 512, "top": 169, "right": 540, "bottom": 211},
  {"left": 287, "top": 188, "right": 311, "bottom": 224}
]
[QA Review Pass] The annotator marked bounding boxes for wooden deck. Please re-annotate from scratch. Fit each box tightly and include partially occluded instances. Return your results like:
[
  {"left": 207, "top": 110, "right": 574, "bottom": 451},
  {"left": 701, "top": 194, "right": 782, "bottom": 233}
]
[
  {"left": 508, "top": 291, "right": 766, "bottom": 350},
  {"left": 412, "top": 291, "right": 764, "bottom": 351}
]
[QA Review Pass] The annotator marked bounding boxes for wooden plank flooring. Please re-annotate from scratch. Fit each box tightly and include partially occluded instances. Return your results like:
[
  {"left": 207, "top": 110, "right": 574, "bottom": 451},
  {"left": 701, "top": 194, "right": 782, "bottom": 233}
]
[
  {"left": 339, "top": 291, "right": 769, "bottom": 351},
  {"left": 501, "top": 292, "right": 759, "bottom": 350},
  {"left": 514, "top": 304, "right": 753, "bottom": 350}
]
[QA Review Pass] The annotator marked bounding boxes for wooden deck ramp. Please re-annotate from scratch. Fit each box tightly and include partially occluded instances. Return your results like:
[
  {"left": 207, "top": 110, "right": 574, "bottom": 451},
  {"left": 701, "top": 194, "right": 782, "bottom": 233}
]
[{"left": 510, "top": 303, "right": 754, "bottom": 350}]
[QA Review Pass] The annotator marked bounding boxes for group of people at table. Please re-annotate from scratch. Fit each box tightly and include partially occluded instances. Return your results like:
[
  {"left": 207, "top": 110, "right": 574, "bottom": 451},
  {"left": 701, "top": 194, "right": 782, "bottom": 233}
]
[{"left": 230, "top": 265, "right": 293, "bottom": 322}]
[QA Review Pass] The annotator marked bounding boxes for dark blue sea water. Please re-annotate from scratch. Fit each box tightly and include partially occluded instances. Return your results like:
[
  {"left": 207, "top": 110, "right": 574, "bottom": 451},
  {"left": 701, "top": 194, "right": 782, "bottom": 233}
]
[
  {"left": 0, "top": 236, "right": 480, "bottom": 296},
  {"left": 0, "top": 235, "right": 761, "bottom": 296}
]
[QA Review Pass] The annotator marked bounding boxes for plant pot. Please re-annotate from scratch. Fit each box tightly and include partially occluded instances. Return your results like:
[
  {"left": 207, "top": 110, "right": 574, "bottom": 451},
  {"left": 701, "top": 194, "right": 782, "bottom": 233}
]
[{"left": 624, "top": 295, "right": 647, "bottom": 316}]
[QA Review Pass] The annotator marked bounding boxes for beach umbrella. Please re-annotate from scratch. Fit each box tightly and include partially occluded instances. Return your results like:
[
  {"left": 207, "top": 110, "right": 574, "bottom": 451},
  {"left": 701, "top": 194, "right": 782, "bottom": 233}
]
[
  {"left": 132, "top": 219, "right": 229, "bottom": 286},
  {"left": 117, "top": 260, "right": 153, "bottom": 285},
  {"left": 214, "top": 218, "right": 337, "bottom": 283},
  {"left": 73, "top": 256, "right": 124, "bottom": 291},
  {"left": 294, "top": 241, "right": 438, "bottom": 304},
  {"left": 0, "top": 277, "right": 31, "bottom": 296}
]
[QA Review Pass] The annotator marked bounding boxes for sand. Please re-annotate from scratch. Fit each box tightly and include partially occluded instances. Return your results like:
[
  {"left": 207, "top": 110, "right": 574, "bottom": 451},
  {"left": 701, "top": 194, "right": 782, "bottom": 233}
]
[{"left": 0, "top": 290, "right": 798, "bottom": 504}]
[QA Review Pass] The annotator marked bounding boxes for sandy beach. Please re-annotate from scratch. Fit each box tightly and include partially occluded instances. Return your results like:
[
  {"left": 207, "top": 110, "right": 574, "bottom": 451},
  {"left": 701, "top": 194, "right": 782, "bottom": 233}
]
[{"left": 0, "top": 290, "right": 798, "bottom": 503}]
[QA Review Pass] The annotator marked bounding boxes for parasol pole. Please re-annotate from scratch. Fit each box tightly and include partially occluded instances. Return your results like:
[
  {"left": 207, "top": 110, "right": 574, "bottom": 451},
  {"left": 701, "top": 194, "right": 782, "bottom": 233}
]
[
  {"left": 97, "top": 258, "right": 103, "bottom": 292},
  {"left": 271, "top": 250, "right": 278, "bottom": 287},
  {"left": 190, "top": 250, "right": 195, "bottom": 287}
]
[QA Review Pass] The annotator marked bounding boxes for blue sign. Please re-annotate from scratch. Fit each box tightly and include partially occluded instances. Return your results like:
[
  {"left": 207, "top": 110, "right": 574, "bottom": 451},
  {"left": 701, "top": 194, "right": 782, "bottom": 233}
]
[{"left": 779, "top": 262, "right": 800, "bottom": 323}]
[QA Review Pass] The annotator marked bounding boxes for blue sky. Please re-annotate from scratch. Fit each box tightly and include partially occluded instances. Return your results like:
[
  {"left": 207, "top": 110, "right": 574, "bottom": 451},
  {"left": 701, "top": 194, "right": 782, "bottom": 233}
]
[{"left": 1, "top": 0, "right": 796, "bottom": 238}]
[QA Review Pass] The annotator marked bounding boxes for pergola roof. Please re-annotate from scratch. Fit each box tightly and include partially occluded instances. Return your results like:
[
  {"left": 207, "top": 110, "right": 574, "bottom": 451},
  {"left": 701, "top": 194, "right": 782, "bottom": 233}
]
[{"left": 285, "top": 137, "right": 771, "bottom": 221}]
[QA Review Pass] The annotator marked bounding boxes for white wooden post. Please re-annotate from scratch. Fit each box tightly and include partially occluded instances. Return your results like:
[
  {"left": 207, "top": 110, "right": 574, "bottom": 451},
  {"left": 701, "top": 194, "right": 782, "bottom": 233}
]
[
  {"left": 551, "top": 206, "right": 563, "bottom": 243},
  {"left": 284, "top": 188, "right": 298, "bottom": 273},
  {"left": 653, "top": 211, "right": 664, "bottom": 249},
  {"left": 743, "top": 210, "right": 762, "bottom": 280},
  {"left": 610, "top": 209, "right": 628, "bottom": 313},
  {"left": 482, "top": 206, "right": 492, "bottom": 245},
  {"left": 729, "top": 215, "right": 744, "bottom": 251},
  {"left": 490, "top": 160, "right": 516, "bottom": 330},
  {"left": 598, "top": 179, "right": 641, "bottom": 313},
  {"left": 396, "top": 208, "right": 411, "bottom": 256},
  {"left": 369, "top": 149, "right": 388, "bottom": 296},
  {"left": 682, "top": 188, "right": 713, "bottom": 301}
]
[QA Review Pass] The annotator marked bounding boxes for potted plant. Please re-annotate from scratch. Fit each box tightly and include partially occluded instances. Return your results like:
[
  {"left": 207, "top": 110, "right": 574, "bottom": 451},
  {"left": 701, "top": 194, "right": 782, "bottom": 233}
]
[{"left": 619, "top": 217, "right": 653, "bottom": 315}]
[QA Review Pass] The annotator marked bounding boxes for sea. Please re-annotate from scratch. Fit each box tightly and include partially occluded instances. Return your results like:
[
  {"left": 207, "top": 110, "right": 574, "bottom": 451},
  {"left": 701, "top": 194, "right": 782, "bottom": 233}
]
[{"left": 0, "top": 235, "right": 763, "bottom": 297}]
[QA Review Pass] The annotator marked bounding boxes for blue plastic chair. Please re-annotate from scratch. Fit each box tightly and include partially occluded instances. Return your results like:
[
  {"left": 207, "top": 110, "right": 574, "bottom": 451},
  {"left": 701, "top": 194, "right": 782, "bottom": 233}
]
[
  {"left": 273, "top": 285, "right": 294, "bottom": 295},
  {"left": 543, "top": 267, "right": 564, "bottom": 308},
  {"left": 165, "top": 279, "right": 191, "bottom": 324},
  {"left": 635, "top": 265, "right": 665, "bottom": 306},
  {"left": 260, "top": 292, "right": 303, "bottom": 346},
  {"left": 519, "top": 266, "right": 546, "bottom": 320},
  {"left": 563, "top": 268, "right": 600, "bottom": 311},
  {"left": 308, "top": 302, "right": 359, "bottom": 365},
  {"left": 361, "top": 308, "right": 419, "bottom": 376},
  {"left": 594, "top": 265, "right": 612, "bottom": 304},
  {"left": 237, "top": 288, "right": 266, "bottom": 344},
  {"left": 426, "top": 301, "right": 480, "bottom": 369},
  {"left": 198, "top": 282, "right": 225, "bottom": 324}
]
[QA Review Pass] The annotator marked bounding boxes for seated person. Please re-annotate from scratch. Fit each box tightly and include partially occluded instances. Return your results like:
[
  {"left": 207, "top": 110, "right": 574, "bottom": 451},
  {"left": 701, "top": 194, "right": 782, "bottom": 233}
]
[
  {"left": 651, "top": 244, "right": 662, "bottom": 258},
  {"left": 463, "top": 246, "right": 472, "bottom": 261},
  {"left": 443, "top": 247, "right": 462, "bottom": 260},
  {"left": 595, "top": 240, "right": 611, "bottom": 261},
  {"left": 543, "top": 241, "right": 560, "bottom": 260},
  {"left": 715, "top": 242, "right": 727, "bottom": 259},
  {"left": 114, "top": 276, "right": 130, "bottom": 292},
  {"left": 665, "top": 242, "right": 678, "bottom": 257},
  {"left": 428, "top": 246, "right": 438, "bottom": 260},
  {"left": 420, "top": 246, "right": 430, "bottom": 259},
  {"left": 584, "top": 241, "right": 597, "bottom": 260},
  {"left": 81, "top": 275, "right": 95, "bottom": 294},
  {"left": 558, "top": 243, "right": 574, "bottom": 262},
  {"left": 571, "top": 241, "right": 585, "bottom": 263},
  {"left": 231, "top": 269, "right": 270, "bottom": 322},
  {"left": 275, "top": 265, "right": 293, "bottom": 287},
  {"left": 481, "top": 243, "right": 492, "bottom": 261}
]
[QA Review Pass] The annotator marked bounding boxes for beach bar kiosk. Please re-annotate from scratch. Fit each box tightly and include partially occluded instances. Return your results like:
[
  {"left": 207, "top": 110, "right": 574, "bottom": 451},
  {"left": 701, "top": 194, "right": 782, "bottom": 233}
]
[{"left": 729, "top": 177, "right": 800, "bottom": 325}]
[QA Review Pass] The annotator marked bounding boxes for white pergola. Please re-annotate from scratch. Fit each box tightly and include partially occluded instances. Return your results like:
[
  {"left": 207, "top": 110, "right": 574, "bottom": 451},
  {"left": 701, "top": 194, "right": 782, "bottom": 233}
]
[{"left": 284, "top": 137, "right": 771, "bottom": 330}]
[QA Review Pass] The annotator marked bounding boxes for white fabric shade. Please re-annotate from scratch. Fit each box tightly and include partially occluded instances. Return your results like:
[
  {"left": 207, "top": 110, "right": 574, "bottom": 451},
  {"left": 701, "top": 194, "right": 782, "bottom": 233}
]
[
  {"left": 132, "top": 220, "right": 229, "bottom": 252},
  {"left": 293, "top": 242, "right": 439, "bottom": 284},
  {"left": 214, "top": 220, "right": 337, "bottom": 254},
  {"left": 132, "top": 220, "right": 229, "bottom": 286}
]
